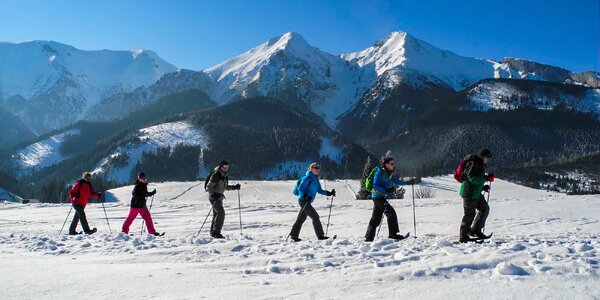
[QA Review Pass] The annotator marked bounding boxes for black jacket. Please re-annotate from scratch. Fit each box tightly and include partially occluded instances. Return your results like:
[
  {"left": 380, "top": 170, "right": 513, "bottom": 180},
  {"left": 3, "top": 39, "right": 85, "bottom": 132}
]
[{"left": 131, "top": 180, "right": 156, "bottom": 208}]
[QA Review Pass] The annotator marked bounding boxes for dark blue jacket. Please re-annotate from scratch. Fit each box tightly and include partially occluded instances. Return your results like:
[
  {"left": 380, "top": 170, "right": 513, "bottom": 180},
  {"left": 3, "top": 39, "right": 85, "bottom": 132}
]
[
  {"left": 297, "top": 171, "right": 327, "bottom": 203},
  {"left": 372, "top": 166, "right": 407, "bottom": 199}
]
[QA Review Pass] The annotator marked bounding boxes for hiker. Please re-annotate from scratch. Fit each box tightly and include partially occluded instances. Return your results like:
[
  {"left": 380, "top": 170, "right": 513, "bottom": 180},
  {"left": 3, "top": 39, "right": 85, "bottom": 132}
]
[
  {"left": 289, "top": 162, "right": 336, "bottom": 242},
  {"left": 458, "top": 149, "right": 495, "bottom": 242},
  {"left": 205, "top": 161, "right": 241, "bottom": 239},
  {"left": 364, "top": 156, "right": 416, "bottom": 242},
  {"left": 68, "top": 172, "right": 102, "bottom": 235},
  {"left": 121, "top": 172, "right": 163, "bottom": 236}
]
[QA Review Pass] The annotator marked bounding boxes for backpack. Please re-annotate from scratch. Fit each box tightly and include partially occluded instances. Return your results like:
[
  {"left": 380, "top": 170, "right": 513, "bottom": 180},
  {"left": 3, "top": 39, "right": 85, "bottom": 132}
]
[
  {"left": 70, "top": 179, "right": 85, "bottom": 201},
  {"left": 454, "top": 156, "right": 475, "bottom": 183},
  {"left": 293, "top": 173, "right": 312, "bottom": 196},
  {"left": 364, "top": 165, "right": 384, "bottom": 193},
  {"left": 204, "top": 170, "right": 215, "bottom": 192}
]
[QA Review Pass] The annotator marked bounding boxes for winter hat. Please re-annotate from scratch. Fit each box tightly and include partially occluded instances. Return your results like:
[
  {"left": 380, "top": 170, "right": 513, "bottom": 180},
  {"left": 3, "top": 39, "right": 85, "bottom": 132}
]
[
  {"left": 137, "top": 172, "right": 147, "bottom": 180},
  {"left": 381, "top": 156, "right": 394, "bottom": 165},
  {"left": 82, "top": 172, "right": 92, "bottom": 180},
  {"left": 219, "top": 161, "right": 229, "bottom": 168},
  {"left": 479, "top": 149, "right": 493, "bottom": 158}
]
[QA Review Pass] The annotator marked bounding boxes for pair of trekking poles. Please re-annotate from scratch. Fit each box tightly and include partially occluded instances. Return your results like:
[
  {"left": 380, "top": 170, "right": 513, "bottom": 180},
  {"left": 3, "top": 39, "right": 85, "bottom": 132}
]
[
  {"left": 59, "top": 195, "right": 113, "bottom": 235},
  {"left": 196, "top": 190, "right": 243, "bottom": 237},
  {"left": 376, "top": 183, "right": 418, "bottom": 238}
]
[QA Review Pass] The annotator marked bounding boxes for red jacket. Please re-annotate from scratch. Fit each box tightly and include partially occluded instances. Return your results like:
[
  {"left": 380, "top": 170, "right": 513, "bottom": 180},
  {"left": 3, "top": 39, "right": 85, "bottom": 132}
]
[{"left": 69, "top": 180, "right": 100, "bottom": 206}]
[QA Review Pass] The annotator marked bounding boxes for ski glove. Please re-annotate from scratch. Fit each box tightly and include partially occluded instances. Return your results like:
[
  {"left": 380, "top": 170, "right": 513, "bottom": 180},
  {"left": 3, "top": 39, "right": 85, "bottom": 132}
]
[
  {"left": 149, "top": 189, "right": 157, "bottom": 196},
  {"left": 407, "top": 178, "right": 417, "bottom": 185},
  {"left": 97, "top": 192, "right": 103, "bottom": 198},
  {"left": 326, "top": 189, "right": 336, "bottom": 197},
  {"left": 385, "top": 187, "right": 395, "bottom": 194},
  {"left": 233, "top": 184, "right": 241, "bottom": 190},
  {"left": 482, "top": 185, "right": 491, "bottom": 193},
  {"left": 487, "top": 174, "right": 496, "bottom": 182}
]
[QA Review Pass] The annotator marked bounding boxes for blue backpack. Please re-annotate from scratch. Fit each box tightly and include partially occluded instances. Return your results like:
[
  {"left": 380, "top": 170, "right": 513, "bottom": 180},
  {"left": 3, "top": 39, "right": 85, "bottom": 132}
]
[{"left": 292, "top": 174, "right": 310, "bottom": 196}]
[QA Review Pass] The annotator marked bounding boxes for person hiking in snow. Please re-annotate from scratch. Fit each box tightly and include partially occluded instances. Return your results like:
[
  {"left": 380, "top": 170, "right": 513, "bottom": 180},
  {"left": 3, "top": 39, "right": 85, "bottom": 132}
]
[
  {"left": 205, "top": 161, "right": 241, "bottom": 239},
  {"left": 121, "top": 172, "right": 162, "bottom": 236},
  {"left": 289, "top": 162, "right": 336, "bottom": 242},
  {"left": 458, "top": 149, "right": 495, "bottom": 243},
  {"left": 68, "top": 172, "right": 102, "bottom": 235},
  {"left": 364, "top": 156, "right": 416, "bottom": 242}
]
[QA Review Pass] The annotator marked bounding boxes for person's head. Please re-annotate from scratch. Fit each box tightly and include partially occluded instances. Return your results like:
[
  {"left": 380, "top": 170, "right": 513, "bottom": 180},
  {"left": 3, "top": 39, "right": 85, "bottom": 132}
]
[
  {"left": 479, "top": 149, "right": 493, "bottom": 164},
  {"left": 82, "top": 172, "right": 92, "bottom": 181},
  {"left": 308, "top": 162, "right": 321, "bottom": 175},
  {"left": 381, "top": 156, "right": 395, "bottom": 172},
  {"left": 218, "top": 161, "right": 229, "bottom": 173},
  {"left": 137, "top": 172, "right": 147, "bottom": 183}
]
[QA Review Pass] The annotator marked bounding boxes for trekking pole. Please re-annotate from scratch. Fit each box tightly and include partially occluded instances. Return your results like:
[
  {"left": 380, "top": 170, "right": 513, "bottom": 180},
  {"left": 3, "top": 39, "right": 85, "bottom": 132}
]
[
  {"left": 286, "top": 199, "right": 310, "bottom": 242},
  {"left": 237, "top": 190, "right": 243, "bottom": 236},
  {"left": 325, "top": 195, "right": 334, "bottom": 237},
  {"left": 59, "top": 206, "right": 73, "bottom": 235},
  {"left": 412, "top": 183, "right": 417, "bottom": 238},
  {"left": 140, "top": 195, "right": 155, "bottom": 236},
  {"left": 196, "top": 202, "right": 215, "bottom": 237},
  {"left": 376, "top": 203, "right": 389, "bottom": 237},
  {"left": 482, "top": 182, "right": 492, "bottom": 234},
  {"left": 102, "top": 202, "right": 112, "bottom": 234}
]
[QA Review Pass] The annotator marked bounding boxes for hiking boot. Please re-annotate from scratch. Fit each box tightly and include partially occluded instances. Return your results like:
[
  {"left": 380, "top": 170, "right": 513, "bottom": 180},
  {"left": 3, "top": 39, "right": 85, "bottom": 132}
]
[
  {"left": 469, "top": 231, "right": 487, "bottom": 239},
  {"left": 68, "top": 231, "right": 82, "bottom": 235},
  {"left": 290, "top": 237, "right": 302, "bottom": 242},
  {"left": 211, "top": 233, "right": 225, "bottom": 239},
  {"left": 317, "top": 236, "right": 329, "bottom": 240},
  {"left": 85, "top": 228, "right": 97, "bottom": 235},
  {"left": 365, "top": 238, "right": 374, "bottom": 242},
  {"left": 388, "top": 234, "right": 407, "bottom": 240}
]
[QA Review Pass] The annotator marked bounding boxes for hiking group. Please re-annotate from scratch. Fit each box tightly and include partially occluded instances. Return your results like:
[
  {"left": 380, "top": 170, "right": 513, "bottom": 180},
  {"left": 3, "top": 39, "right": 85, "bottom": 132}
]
[{"left": 66, "top": 149, "right": 495, "bottom": 243}]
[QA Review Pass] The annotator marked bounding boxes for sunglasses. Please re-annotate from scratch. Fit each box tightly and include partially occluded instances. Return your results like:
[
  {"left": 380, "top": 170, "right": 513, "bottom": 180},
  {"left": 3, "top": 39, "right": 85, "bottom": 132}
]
[
  {"left": 387, "top": 163, "right": 395, "bottom": 166},
  {"left": 312, "top": 167, "right": 321, "bottom": 170}
]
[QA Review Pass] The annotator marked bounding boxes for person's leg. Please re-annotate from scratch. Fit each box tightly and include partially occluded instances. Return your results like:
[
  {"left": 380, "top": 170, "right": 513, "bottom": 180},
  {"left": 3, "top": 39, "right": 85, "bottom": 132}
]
[
  {"left": 289, "top": 201, "right": 309, "bottom": 239},
  {"left": 384, "top": 203, "right": 400, "bottom": 236},
  {"left": 141, "top": 206, "right": 157, "bottom": 234},
  {"left": 69, "top": 205, "right": 81, "bottom": 234},
  {"left": 365, "top": 199, "right": 386, "bottom": 241},
  {"left": 304, "top": 203, "right": 325, "bottom": 238},
  {"left": 77, "top": 205, "right": 92, "bottom": 233},
  {"left": 471, "top": 199, "right": 490, "bottom": 234},
  {"left": 459, "top": 198, "right": 477, "bottom": 240},
  {"left": 210, "top": 199, "right": 225, "bottom": 236},
  {"left": 121, "top": 208, "right": 140, "bottom": 234}
]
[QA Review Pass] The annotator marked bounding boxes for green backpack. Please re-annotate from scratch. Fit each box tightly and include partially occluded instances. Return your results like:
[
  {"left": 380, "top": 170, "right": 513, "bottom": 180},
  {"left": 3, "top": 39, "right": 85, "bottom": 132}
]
[{"left": 365, "top": 165, "right": 393, "bottom": 193}]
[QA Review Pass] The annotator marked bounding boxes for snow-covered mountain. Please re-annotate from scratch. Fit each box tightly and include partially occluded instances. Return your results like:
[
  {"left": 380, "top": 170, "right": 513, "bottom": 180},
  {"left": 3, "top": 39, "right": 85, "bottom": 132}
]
[
  {"left": 0, "top": 41, "right": 177, "bottom": 134},
  {"left": 204, "top": 32, "right": 372, "bottom": 126}
]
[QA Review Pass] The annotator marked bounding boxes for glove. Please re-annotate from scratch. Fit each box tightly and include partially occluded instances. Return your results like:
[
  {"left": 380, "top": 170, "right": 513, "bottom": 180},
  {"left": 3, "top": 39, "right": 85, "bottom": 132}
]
[
  {"left": 326, "top": 189, "right": 336, "bottom": 197},
  {"left": 487, "top": 173, "right": 496, "bottom": 182},
  {"left": 234, "top": 183, "right": 241, "bottom": 190},
  {"left": 407, "top": 178, "right": 417, "bottom": 185},
  {"left": 149, "top": 189, "right": 157, "bottom": 196},
  {"left": 385, "top": 187, "right": 395, "bottom": 194},
  {"left": 482, "top": 185, "right": 491, "bottom": 193},
  {"left": 97, "top": 192, "right": 103, "bottom": 198}
]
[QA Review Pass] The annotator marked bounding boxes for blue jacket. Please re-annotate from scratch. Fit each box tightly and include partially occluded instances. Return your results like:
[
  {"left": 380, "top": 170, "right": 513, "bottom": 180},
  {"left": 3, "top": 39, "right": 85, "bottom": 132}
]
[
  {"left": 297, "top": 171, "right": 327, "bottom": 203},
  {"left": 372, "top": 166, "right": 407, "bottom": 199}
]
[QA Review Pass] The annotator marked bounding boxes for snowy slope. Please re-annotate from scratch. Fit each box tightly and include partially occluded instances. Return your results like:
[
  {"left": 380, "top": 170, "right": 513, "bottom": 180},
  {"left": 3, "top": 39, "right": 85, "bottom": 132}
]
[
  {"left": 0, "top": 41, "right": 177, "bottom": 133},
  {"left": 0, "top": 176, "right": 598, "bottom": 299},
  {"left": 92, "top": 121, "right": 207, "bottom": 183},
  {"left": 14, "top": 129, "right": 81, "bottom": 174},
  {"left": 204, "top": 32, "right": 372, "bottom": 127}
]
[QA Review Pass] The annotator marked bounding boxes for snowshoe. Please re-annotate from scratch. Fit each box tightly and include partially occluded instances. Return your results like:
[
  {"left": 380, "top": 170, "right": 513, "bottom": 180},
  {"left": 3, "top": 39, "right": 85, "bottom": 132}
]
[
  {"left": 469, "top": 231, "right": 489, "bottom": 239},
  {"left": 389, "top": 232, "right": 410, "bottom": 241},
  {"left": 85, "top": 228, "right": 97, "bottom": 235},
  {"left": 454, "top": 232, "right": 493, "bottom": 244},
  {"left": 318, "top": 236, "right": 330, "bottom": 240},
  {"left": 211, "top": 233, "right": 225, "bottom": 239},
  {"left": 152, "top": 232, "right": 165, "bottom": 237},
  {"left": 68, "top": 231, "right": 83, "bottom": 236},
  {"left": 290, "top": 237, "right": 302, "bottom": 242}
]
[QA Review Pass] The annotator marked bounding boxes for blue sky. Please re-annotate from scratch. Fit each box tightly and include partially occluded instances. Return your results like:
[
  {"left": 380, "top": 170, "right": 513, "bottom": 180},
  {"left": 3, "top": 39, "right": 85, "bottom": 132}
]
[{"left": 0, "top": 0, "right": 598, "bottom": 72}]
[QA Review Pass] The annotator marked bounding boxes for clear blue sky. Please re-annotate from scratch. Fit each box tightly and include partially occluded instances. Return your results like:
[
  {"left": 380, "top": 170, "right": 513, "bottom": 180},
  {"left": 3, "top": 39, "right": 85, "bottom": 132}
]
[{"left": 0, "top": 0, "right": 598, "bottom": 72}]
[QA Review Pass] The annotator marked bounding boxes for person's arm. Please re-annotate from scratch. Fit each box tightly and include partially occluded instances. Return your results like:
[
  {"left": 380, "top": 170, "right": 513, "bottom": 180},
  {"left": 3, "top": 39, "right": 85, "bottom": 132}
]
[
  {"left": 316, "top": 179, "right": 328, "bottom": 196},
  {"left": 206, "top": 173, "right": 219, "bottom": 194},
  {"left": 391, "top": 177, "right": 407, "bottom": 186},
  {"left": 466, "top": 162, "right": 486, "bottom": 185},
  {"left": 372, "top": 169, "right": 387, "bottom": 194},
  {"left": 89, "top": 184, "right": 101, "bottom": 198},
  {"left": 145, "top": 185, "right": 156, "bottom": 197},
  {"left": 297, "top": 175, "right": 311, "bottom": 199}
]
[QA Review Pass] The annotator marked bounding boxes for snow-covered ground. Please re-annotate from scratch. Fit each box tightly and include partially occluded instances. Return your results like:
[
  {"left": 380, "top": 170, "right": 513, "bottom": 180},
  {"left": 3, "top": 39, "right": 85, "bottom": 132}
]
[{"left": 0, "top": 176, "right": 598, "bottom": 299}]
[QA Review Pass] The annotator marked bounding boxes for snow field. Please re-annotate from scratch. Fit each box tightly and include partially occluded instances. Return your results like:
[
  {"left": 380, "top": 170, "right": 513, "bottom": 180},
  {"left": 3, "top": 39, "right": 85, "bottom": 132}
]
[{"left": 0, "top": 176, "right": 598, "bottom": 299}]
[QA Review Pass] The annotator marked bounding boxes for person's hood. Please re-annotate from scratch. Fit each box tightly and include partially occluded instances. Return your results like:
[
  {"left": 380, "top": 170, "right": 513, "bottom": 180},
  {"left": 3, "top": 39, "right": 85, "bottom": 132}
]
[
  {"left": 214, "top": 166, "right": 229, "bottom": 177},
  {"left": 135, "top": 180, "right": 147, "bottom": 186}
]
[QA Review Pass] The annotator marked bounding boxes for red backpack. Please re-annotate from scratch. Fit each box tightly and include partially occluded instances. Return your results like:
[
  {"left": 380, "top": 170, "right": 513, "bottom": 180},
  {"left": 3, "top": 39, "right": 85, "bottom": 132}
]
[{"left": 454, "top": 156, "right": 475, "bottom": 183}]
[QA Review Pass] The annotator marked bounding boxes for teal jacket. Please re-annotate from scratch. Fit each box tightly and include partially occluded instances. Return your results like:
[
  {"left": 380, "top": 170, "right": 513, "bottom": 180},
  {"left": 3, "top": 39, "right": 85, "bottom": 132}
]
[{"left": 297, "top": 171, "right": 327, "bottom": 203}]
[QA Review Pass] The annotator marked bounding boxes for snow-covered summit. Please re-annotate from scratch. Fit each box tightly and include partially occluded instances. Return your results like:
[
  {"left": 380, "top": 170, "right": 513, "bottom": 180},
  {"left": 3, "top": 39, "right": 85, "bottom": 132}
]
[{"left": 342, "top": 31, "right": 513, "bottom": 91}]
